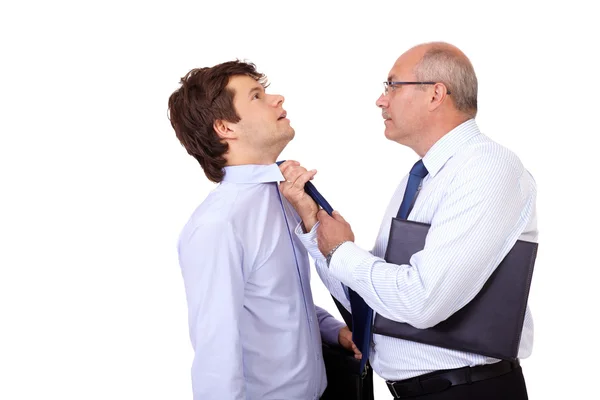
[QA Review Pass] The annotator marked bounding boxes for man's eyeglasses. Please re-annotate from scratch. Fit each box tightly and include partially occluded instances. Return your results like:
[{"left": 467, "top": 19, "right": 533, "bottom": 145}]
[{"left": 383, "top": 81, "right": 451, "bottom": 96}]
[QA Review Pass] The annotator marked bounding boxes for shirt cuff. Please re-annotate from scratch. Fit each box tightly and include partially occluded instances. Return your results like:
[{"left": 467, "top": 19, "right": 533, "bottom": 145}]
[
  {"left": 294, "top": 221, "right": 325, "bottom": 261},
  {"left": 328, "top": 241, "right": 378, "bottom": 288},
  {"left": 319, "top": 316, "right": 346, "bottom": 345}
]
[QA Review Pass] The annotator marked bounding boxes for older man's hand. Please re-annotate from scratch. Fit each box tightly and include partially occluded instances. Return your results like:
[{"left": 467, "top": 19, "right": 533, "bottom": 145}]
[
  {"left": 278, "top": 160, "right": 319, "bottom": 231},
  {"left": 316, "top": 209, "right": 355, "bottom": 257}
]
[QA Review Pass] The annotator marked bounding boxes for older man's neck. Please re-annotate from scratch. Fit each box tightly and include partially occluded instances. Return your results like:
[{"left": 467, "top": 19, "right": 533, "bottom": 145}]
[{"left": 414, "top": 115, "right": 473, "bottom": 157}]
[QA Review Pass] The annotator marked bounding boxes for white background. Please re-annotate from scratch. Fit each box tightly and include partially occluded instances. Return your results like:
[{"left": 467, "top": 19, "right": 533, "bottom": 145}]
[{"left": 1, "top": 0, "right": 598, "bottom": 399}]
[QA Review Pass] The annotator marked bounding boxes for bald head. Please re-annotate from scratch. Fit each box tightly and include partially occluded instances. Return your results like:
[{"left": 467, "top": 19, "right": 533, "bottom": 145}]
[
  {"left": 399, "top": 42, "right": 478, "bottom": 117},
  {"left": 410, "top": 42, "right": 465, "bottom": 58}
]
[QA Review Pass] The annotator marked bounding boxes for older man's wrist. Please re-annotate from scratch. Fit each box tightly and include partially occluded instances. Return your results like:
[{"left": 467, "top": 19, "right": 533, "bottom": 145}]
[
  {"left": 298, "top": 204, "right": 318, "bottom": 232},
  {"left": 325, "top": 241, "right": 349, "bottom": 266},
  {"left": 299, "top": 211, "right": 318, "bottom": 232}
]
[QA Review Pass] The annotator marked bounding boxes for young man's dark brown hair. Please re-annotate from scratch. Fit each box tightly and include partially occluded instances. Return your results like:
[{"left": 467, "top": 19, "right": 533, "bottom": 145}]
[{"left": 167, "top": 61, "right": 267, "bottom": 183}]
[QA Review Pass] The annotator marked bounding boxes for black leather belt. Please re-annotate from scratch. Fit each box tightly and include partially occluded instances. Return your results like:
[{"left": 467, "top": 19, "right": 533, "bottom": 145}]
[{"left": 386, "top": 359, "right": 520, "bottom": 398}]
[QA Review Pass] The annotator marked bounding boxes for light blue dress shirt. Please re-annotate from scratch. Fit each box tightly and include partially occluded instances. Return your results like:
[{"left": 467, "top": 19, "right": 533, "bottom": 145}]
[
  {"left": 177, "top": 164, "right": 344, "bottom": 400},
  {"left": 296, "top": 119, "right": 538, "bottom": 381}
]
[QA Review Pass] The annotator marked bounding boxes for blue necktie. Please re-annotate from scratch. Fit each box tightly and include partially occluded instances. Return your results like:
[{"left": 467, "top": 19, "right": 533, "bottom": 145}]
[
  {"left": 397, "top": 159, "right": 429, "bottom": 219},
  {"left": 349, "top": 159, "right": 429, "bottom": 373},
  {"left": 276, "top": 160, "right": 429, "bottom": 374}
]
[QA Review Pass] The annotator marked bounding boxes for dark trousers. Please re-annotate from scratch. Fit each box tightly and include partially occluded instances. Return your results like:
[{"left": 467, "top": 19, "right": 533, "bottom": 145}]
[{"left": 388, "top": 366, "right": 528, "bottom": 400}]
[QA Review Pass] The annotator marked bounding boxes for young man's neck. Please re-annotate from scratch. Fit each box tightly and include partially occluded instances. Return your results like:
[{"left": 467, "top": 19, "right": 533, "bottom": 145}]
[{"left": 225, "top": 152, "right": 279, "bottom": 166}]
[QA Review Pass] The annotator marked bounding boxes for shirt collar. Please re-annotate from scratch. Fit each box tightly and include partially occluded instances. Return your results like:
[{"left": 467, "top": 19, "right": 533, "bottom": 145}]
[
  {"left": 422, "top": 118, "right": 482, "bottom": 178},
  {"left": 221, "top": 163, "right": 284, "bottom": 184}
]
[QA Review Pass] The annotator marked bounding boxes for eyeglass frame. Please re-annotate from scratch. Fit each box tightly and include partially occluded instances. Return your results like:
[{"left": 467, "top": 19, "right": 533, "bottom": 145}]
[{"left": 383, "top": 81, "right": 451, "bottom": 96}]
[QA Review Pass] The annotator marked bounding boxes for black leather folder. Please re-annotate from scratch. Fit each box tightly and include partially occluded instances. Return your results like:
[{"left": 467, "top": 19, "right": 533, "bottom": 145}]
[{"left": 373, "top": 218, "right": 538, "bottom": 360}]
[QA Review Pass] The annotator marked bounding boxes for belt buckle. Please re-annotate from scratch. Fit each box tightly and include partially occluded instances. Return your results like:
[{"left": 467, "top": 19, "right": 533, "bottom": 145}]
[
  {"left": 387, "top": 381, "right": 401, "bottom": 399},
  {"left": 387, "top": 379, "right": 420, "bottom": 399}
]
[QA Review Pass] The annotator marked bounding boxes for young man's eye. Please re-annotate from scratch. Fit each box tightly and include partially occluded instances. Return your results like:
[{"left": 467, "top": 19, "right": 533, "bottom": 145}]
[{"left": 253, "top": 93, "right": 260, "bottom": 100}]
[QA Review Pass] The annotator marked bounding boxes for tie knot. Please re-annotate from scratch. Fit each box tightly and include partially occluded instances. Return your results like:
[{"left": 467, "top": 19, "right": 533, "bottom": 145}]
[{"left": 410, "top": 159, "right": 428, "bottom": 178}]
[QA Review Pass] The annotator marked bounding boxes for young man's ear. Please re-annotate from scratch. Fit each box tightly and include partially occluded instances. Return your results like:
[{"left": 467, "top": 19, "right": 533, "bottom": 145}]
[{"left": 214, "top": 119, "right": 236, "bottom": 140}]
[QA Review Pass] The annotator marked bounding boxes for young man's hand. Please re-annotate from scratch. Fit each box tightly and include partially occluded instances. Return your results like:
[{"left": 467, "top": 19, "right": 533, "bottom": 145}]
[{"left": 338, "top": 326, "right": 362, "bottom": 359}]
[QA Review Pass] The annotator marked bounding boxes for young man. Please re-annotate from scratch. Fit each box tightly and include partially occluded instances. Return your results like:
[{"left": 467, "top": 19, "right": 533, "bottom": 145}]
[{"left": 167, "top": 60, "right": 358, "bottom": 400}]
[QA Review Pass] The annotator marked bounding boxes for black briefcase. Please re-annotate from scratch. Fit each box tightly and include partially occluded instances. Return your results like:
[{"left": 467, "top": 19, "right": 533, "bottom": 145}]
[
  {"left": 320, "top": 343, "right": 373, "bottom": 400},
  {"left": 320, "top": 298, "right": 374, "bottom": 400},
  {"left": 373, "top": 218, "right": 538, "bottom": 360}
]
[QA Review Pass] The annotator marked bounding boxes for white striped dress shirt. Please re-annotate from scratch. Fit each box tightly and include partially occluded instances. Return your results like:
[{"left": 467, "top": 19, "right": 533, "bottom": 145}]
[{"left": 295, "top": 119, "right": 538, "bottom": 381}]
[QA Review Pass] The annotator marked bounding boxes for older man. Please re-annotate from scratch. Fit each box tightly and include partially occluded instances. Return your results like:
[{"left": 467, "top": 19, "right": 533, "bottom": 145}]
[{"left": 280, "top": 42, "right": 537, "bottom": 400}]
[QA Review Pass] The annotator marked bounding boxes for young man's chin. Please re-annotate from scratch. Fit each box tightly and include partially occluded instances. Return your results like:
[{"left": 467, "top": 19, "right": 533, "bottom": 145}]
[{"left": 281, "top": 126, "right": 295, "bottom": 141}]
